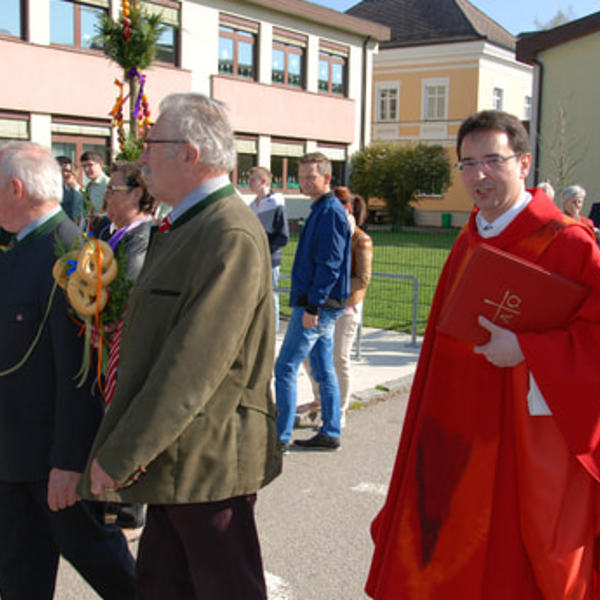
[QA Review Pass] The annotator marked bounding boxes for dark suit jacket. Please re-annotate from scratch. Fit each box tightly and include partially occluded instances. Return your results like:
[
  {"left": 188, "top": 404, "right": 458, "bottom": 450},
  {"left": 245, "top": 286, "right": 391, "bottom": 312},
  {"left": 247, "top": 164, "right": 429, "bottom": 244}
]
[
  {"left": 119, "top": 221, "right": 152, "bottom": 281},
  {"left": 97, "top": 219, "right": 153, "bottom": 282},
  {"left": 0, "top": 210, "right": 104, "bottom": 481},
  {"left": 589, "top": 203, "right": 600, "bottom": 228},
  {"left": 61, "top": 185, "right": 83, "bottom": 221}
]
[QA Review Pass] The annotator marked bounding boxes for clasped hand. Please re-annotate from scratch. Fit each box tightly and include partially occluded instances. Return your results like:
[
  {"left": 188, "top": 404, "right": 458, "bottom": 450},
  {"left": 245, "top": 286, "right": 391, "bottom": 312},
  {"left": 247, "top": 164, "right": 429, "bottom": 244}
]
[
  {"left": 473, "top": 315, "right": 525, "bottom": 367},
  {"left": 47, "top": 468, "right": 81, "bottom": 512},
  {"left": 90, "top": 458, "right": 120, "bottom": 496}
]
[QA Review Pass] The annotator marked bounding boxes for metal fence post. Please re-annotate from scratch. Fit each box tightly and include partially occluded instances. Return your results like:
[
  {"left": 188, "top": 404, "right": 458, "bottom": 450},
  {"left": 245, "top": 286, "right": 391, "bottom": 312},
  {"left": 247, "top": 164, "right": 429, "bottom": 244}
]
[{"left": 353, "top": 323, "right": 363, "bottom": 360}]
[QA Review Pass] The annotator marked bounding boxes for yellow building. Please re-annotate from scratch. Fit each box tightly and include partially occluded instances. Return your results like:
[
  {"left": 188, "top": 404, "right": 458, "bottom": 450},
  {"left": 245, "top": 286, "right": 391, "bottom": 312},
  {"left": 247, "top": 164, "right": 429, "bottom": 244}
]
[
  {"left": 347, "top": 0, "right": 533, "bottom": 227},
  {"left": 517, "top": 12, "right": 600, "bottom": 217}
]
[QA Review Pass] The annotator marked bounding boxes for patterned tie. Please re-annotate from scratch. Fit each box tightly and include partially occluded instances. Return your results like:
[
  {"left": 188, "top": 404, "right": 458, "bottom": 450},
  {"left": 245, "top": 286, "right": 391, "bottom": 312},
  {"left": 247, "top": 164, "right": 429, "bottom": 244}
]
[
  {"left": 158, "top": 216, "right": 171, "bottom": 233},
  {"left": 104, "top": 316, "right": 124, "bottom": 407},
  {"left": 105, "top": 216, "right": 170, "bottom": 405}
]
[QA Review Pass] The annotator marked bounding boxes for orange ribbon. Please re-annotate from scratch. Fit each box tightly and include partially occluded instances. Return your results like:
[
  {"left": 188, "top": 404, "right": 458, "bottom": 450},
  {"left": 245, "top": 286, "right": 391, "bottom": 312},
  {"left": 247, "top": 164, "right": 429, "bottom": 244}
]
[{"left": 94, "top": 242, "right": 105, "bottom": 398}]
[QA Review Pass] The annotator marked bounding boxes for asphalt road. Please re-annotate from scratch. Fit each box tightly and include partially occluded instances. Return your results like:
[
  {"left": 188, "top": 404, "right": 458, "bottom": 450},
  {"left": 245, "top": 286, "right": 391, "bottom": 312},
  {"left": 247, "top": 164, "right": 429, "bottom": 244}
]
[{"left": 55, "top": 390, "right": 409, "bottom": 599}]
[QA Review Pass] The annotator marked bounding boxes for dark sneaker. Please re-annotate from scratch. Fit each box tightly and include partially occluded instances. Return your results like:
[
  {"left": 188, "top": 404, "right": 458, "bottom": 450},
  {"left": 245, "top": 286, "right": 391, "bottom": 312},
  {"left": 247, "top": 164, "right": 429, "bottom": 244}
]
[
  {"left": 280, "top": 441, "right": 291, "bottom": 454},
  {"left": 294, "top": 433, "right": 340, "bottom": 451}
]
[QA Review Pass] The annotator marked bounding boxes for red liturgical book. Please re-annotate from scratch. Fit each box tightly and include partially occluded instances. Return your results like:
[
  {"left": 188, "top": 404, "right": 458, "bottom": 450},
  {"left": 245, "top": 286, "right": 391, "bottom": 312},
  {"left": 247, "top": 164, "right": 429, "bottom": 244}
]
[{"left": 437, "top": 244, "right": 588, "bottom": 345}]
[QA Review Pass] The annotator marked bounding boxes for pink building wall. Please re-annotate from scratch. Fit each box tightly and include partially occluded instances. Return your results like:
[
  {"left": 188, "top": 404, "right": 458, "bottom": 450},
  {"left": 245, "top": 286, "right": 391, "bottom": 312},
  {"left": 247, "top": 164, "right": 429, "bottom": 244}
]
[
  {"left": 212, "top": 76, "right": 356, "bottom": 143},
  {"left": 0, "top": 38, "right": 191, "bottom": 119}
]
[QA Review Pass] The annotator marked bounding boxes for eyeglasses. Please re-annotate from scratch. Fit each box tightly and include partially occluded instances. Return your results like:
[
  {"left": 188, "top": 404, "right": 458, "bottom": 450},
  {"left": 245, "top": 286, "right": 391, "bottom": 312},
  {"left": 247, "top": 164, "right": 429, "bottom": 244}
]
[
  {"left": 455, "top": 153, "right": 521, "bottom": 172},
  {"left": 105, "top": 185, "right": 133, "bottom": 194}
]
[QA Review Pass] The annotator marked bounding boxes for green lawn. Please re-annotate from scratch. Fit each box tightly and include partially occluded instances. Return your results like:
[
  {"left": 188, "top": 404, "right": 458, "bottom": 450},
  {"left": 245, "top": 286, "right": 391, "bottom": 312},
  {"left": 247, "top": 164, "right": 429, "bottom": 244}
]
[{"left": 279, "top": 227, "right": 461, "bottom": 333}]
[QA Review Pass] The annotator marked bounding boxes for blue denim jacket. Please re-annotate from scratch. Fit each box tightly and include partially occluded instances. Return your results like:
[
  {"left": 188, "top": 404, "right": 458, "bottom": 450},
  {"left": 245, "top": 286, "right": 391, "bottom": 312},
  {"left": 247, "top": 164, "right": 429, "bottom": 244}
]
[{"left": 290, "top": 192, "right": 351, "bottom": 311}]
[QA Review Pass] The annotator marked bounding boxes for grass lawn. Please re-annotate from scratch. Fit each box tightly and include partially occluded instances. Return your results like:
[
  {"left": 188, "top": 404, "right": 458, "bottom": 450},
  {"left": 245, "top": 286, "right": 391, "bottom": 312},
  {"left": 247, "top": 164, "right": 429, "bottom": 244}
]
[{"left": 278, "top": 227, "right": 461, "bottom": 334}]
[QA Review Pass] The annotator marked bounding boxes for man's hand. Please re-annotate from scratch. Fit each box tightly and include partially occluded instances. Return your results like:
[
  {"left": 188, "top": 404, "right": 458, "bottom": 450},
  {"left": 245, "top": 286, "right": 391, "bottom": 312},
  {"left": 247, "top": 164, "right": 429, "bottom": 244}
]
[
  {"left": 302, "top": 311, "right": 318, "bottom": 329},
  {"left": 90, "top": 458, "right": 120, "bottom": 496},
  {"left": 474, "top": 316, "right": 525, "bottom": 367},
  {"left": 47, "top": 468, "right": 82, "bottom": 512}
]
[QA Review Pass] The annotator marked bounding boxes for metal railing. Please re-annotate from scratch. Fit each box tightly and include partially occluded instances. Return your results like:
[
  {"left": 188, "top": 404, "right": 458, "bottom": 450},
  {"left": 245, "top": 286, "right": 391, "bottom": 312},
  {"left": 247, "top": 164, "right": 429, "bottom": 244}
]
[
  {"left": 369, "top": 272, "right": 419, "bottom": 346},
  {"left": 276, "top": 272, "right": 419, "bottom": 356}
]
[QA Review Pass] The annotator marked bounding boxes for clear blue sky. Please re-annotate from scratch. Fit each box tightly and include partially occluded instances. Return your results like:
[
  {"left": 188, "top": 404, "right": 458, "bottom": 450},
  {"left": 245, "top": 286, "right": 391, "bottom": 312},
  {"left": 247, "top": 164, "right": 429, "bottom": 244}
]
[{"left": 310, "top": 0, "right": 599, "bottom": 35}]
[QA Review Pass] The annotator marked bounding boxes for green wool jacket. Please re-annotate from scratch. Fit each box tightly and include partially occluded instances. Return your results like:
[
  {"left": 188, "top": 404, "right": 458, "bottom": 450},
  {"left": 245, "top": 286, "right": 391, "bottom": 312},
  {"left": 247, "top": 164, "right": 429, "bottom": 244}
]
[{"left": 79, "top": 187, "right": 282, "bottom": 504}]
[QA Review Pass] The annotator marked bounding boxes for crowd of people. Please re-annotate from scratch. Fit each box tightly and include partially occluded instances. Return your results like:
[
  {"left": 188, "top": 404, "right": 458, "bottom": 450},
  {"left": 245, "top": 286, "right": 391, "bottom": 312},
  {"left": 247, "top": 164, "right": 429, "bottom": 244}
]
[{"left": 1, "top": 99, "right": 600, "bottom": 599}]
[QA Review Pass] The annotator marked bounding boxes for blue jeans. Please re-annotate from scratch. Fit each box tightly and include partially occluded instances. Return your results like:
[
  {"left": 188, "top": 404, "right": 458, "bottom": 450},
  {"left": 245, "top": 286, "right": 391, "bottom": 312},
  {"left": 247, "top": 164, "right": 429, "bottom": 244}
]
[
  {"left": 275, "top": 306, "right": 344, "bottom": 443},
  {"left": 272, "top": 266, "right": 280, "bottom": 333}
]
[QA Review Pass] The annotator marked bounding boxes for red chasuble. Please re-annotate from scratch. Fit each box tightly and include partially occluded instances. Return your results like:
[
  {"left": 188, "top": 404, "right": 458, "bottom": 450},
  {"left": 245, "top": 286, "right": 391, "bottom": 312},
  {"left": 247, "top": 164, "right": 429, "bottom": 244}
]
[{"left": 366, "top": 189, "right": 600, "bottom": 600}]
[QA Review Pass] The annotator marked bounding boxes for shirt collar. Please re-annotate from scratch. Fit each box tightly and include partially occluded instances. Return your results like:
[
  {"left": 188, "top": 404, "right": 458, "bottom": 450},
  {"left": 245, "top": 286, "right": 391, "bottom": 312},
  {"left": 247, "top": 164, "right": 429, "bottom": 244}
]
[
  {"left": 476, "top": 190, "right": 532, "bottom": 238},
  {"left": 310, "top": 190, "right": 334, "bottom": 210},
  {"left": 167, "top": 174, "right": 231, "bottom": 224},
  {"left": 16, "top": 205, "right": 62, "bottom": 241}
]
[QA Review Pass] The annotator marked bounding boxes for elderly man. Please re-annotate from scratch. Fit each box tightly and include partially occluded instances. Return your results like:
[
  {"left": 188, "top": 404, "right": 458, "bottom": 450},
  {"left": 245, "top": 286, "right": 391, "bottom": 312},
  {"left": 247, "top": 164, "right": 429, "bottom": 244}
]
[
  {"left": 80, "top": 93, "right": 281, "bottom": 599},
  {"left": 275, "top": 152, "right": 351, "bottom": 451},
  {"left": 366, "top": 111, "right": 600, "bottom": 599},
  {"left": 0, "top": 142, "right": 136, "bottom": 599}
]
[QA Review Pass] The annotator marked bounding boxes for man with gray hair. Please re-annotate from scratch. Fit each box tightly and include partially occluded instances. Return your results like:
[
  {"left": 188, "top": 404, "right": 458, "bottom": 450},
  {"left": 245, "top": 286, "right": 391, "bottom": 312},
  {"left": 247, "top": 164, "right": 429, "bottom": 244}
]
[
  {"left": 81, "top": 93, "right": 281, "bottom": 599},
  {"left": 0, "top": 142, "right": 136, "bottom": 599}
]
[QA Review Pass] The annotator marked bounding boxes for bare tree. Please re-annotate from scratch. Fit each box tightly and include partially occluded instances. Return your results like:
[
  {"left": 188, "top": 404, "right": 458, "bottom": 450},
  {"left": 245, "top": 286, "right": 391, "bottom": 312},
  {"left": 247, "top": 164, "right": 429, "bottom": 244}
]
[
  {"left": 538, "top": 103, "right": 588, "bottom": 193},
  {"left": 534, "top": 7, "right": 576, "bottom": 30}
]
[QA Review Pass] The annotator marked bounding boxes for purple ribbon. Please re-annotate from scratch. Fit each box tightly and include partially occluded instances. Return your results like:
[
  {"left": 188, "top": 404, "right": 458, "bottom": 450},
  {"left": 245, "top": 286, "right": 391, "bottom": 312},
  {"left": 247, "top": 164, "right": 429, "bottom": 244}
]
[
  {"left": 126, "top": 68, "right": 146, "bottom": 121},
  {"left": 135, "top": 74, "right": 146, "bottom": 120},
  {"left": 109, "top": 217, "right": 152, "bottom": 250}
]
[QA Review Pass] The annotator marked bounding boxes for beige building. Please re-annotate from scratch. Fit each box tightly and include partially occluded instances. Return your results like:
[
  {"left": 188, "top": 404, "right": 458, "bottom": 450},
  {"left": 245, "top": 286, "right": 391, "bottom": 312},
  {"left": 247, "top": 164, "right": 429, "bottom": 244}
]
[
  {"left": 347, "top": 0, "right": 533, "bottom": 227},
  {"left": 516, "top": 11, "right": 600, "bottom": 216}
]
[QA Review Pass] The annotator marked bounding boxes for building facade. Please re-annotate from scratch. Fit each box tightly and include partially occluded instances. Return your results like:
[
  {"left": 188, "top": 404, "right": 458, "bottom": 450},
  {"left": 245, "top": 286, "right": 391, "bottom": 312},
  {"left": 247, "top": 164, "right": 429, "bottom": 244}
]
[
  {"left": 1, "top": 0, "right": 388, "bottom": 213},
  {"left": 517, "top": 11, "right": 600, "bottom": 215},
  {"left": 347, "top": 0, "right": 533, "bottom": 227}
]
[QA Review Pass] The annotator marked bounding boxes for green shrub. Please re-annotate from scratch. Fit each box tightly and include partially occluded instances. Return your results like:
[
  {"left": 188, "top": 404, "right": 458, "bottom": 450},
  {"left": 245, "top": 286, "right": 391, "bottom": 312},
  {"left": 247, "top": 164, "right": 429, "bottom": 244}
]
[{"left": 350, "top": 142, "right": 451, "bottom": 225}]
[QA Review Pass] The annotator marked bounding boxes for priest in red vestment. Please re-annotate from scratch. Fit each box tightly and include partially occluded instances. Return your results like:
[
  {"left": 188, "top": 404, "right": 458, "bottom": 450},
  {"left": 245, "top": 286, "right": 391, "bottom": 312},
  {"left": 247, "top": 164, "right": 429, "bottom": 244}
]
[{"left": 366, "top": 110, "right": 600, "bottom": 600}]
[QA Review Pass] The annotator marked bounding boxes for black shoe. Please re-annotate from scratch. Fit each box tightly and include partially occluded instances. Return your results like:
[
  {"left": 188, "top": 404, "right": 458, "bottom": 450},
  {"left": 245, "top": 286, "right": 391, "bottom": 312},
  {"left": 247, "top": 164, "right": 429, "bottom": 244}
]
[
  {"left": 294, "top": 433, "right": 340, "bottom": 451},
  {"left": 280, "top": 441, "right": 291, "bottom": 454}
]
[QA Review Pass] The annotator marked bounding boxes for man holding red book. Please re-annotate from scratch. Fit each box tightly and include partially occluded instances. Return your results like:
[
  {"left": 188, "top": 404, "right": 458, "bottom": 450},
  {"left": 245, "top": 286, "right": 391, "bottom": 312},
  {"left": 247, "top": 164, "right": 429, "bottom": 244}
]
[{"left": 366, "top": 111, "right": 600, "bottom": 599}]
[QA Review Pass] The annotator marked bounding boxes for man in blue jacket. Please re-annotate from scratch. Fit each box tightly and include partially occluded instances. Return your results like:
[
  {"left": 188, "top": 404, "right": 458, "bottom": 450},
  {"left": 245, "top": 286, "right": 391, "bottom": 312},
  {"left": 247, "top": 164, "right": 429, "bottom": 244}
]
[{"left": 275, "top": 152, "right": 351, "bottom": 451}]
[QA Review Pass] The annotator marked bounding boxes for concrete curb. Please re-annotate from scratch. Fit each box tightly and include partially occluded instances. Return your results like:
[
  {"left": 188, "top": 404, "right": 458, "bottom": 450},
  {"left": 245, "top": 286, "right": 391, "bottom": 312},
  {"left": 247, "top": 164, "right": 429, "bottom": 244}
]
[
  {"left": 351, "top": 372, "right": 414, "bottom": 406},
  {"left": 294, "top": 371, "right": 415, "bottom": 427}
]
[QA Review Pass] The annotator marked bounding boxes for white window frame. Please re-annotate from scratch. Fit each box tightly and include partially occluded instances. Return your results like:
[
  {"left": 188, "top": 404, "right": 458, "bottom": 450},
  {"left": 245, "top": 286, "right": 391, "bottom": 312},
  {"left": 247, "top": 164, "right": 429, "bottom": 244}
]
[
  {"left": 421, "top": 78, "right": 448, "bottom": 121},
  {"left": 375, "top": 81, "right": 400, "bottom": 122},
  {"left": 493, "top": 87, "right": 504, "bottom": 111},
  {"left": 524, "top": 95, "right": 532, "bottom": 120}
]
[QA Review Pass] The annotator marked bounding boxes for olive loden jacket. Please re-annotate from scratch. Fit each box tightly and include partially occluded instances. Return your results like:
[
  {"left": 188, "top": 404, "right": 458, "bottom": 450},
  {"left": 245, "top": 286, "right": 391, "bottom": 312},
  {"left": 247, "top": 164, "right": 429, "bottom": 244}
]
[{"left": 79, "top": 186, "right": 282, "bottom": 504}]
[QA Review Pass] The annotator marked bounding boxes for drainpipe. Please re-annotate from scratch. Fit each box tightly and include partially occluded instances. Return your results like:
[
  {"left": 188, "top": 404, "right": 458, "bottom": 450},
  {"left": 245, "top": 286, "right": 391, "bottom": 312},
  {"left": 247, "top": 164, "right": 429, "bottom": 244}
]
[
  {"left": 531, "top": 58, "right": 544, "bottom": 185},
  {"left": 360, "top": 36, "right": 371, "bottom": 150}
]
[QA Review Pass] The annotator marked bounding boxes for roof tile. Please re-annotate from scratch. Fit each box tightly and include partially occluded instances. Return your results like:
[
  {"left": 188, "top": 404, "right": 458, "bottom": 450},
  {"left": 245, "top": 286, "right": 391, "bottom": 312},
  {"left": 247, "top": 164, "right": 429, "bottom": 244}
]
[{"left": 346, "top": 0, "right": 515, "bottom": 50}]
